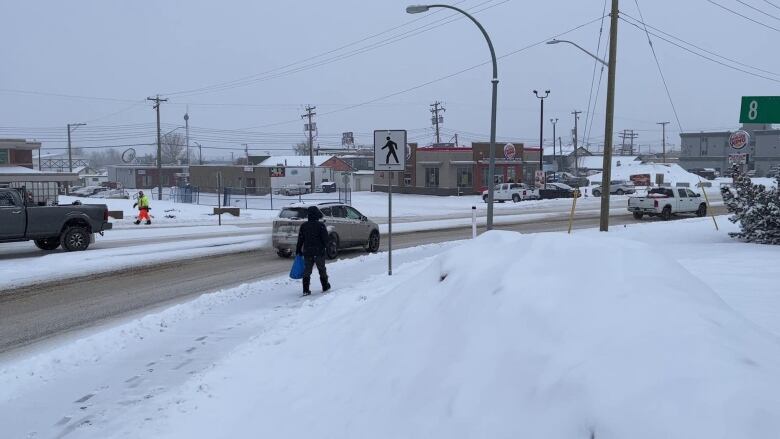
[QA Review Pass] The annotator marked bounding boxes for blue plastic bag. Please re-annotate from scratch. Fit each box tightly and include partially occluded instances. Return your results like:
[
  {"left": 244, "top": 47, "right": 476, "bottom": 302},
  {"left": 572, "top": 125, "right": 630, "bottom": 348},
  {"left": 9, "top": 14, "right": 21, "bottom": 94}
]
[{"left": 290, "top": 255, "right": 305, "bottom": 279}]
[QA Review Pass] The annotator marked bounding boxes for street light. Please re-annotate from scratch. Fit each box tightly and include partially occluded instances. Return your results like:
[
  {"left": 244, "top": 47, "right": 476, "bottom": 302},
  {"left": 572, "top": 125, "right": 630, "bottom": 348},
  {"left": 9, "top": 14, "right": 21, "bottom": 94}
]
[
  {"left": 546, "top": 39, "right": 607, "bottom": 66},
  {"left": 546, "top": 0, "right": 618, "bottom": 232},
  {"left": 407, "top": 3, "right": 499, "bottom": 230},
  {"left": 533, "top": 90, "right": 550, "bottom": 176},
  {"left": 550, "top": 118, "right": 558, "bottom": 177}
]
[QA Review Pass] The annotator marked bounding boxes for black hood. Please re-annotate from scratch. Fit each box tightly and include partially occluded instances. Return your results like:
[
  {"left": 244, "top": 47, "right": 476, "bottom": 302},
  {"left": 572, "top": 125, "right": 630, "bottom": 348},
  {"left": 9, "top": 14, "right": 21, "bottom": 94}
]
[{"left": 307, "top": 206, "right": 322, "bottom": 221}]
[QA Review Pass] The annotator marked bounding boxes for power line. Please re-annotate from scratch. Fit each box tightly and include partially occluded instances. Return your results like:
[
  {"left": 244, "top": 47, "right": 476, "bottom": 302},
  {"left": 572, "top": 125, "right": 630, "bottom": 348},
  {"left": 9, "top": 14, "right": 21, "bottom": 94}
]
[
  {"left": 705, "top": 0, "right": 780, "bottom": 32},
  {"left": 632, "top": 0, "right": 683, "bottom": 132},
  {"left": 735, "top": 0, "right": 780, "bottom": 21},
  {"left": 763, "top": 0, "right": 780, "bottom": 10},
  {"left": 582, "top": 0, "right": 609, "bottom": 148},
  {"left": 619, "top": 16, "right": 780, "bottom": 83}
]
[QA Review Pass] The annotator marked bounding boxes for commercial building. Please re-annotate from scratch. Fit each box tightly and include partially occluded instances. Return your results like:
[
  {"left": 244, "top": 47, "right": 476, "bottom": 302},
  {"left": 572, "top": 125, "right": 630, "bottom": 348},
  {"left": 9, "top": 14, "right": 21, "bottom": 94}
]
[
  {"left": 679, "top": 123, "right": 780, "bottom": 176},
  {"left": 373, "top": 141, "right": 537, "bottom": 195},
  {"left": 0, "top": 139, "right": 41, "bottom": 169},
  {"left": 106, "top": 165, "right": 188, "bottom": 189},
  {"left": 0, "top": 139, "right": 77, "bottom": 205}
]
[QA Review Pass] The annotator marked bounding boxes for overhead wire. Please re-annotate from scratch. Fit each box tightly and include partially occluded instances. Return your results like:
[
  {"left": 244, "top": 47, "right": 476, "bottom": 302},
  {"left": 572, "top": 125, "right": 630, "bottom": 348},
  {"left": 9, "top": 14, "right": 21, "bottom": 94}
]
[
  {"left": 582, "top": 0, "right": 609, "bottom": 147},
  {"left": 705, "top": 0, "right": 780, "bottom": 32},
  {"left": 735, "top": 0, "right": 780, "bottom": 20},
  {"left": 632, "top": 0, "right": 684, "bottom": 132}
]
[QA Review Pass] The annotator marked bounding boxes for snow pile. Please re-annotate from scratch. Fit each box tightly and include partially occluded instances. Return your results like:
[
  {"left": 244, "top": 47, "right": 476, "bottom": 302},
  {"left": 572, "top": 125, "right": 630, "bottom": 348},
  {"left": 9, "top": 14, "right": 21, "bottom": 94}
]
[
  {"left": 589, "top": 163, "right": 705, "bottom": 187},
  {"left": 152, "top": 231, "right": 780, "bottom": 438}
]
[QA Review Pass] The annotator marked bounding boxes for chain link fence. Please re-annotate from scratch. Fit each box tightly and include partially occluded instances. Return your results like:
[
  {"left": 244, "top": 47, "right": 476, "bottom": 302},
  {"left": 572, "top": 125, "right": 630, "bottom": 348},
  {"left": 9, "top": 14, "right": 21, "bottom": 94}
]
[{"left": 165, "top": 186, "right": 351, "bottom": 210}]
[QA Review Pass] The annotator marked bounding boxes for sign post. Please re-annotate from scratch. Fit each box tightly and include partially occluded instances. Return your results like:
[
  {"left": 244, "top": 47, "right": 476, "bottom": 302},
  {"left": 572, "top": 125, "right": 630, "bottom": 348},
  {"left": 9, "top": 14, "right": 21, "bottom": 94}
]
[{"left": 374, "top": 130, "right": 407, "bottom": 276}]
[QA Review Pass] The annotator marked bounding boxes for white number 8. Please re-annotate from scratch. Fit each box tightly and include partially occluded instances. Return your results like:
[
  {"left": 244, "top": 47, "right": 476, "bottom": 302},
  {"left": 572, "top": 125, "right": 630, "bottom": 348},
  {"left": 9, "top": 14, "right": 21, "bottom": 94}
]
[{"left": 748, "top": 100, "right": 758, "bottom": 120}]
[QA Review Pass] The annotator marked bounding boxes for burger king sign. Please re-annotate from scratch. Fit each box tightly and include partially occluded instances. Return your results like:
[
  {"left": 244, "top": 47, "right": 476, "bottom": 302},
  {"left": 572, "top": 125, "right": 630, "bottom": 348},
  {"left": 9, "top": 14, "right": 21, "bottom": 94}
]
[
  {"left": 503, "top": 143, "right": 517, "bottom": 160},
  {"left": 729, "top": 130, "right": 749, "bottom": 150}
]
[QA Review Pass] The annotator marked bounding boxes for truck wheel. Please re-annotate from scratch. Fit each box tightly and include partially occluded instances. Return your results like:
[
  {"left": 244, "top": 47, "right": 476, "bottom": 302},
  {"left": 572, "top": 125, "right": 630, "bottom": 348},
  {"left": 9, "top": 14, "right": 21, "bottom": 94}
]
[
  {"left": 592, "top": 189, "right": 601, "bottom": 197},
  {"left": 696, "top": 203, "right": 707, "bottom": 217},
  {"left": 326, "top": 234, "right": 339, "bottom": 259},
  {"left": 482, "top": 194, "right": 489, "bottom": 203},
  {"left": 61, "top": 226, "right": 90, "bottom": 251},
  {"left": 661, "top": 206, "right": 672, "bottom": 221},
  {"left": 34, "top": 238, "right": 61, "bottom": 251},
  {"left": 632, "top": 212, "right": 643, "bottom": 220},
  {"left": 277, "top": 249, "right": 292, "bottom": 258},
  {"left": 512, "top": 194, "right": 520, "bottom": 203}
]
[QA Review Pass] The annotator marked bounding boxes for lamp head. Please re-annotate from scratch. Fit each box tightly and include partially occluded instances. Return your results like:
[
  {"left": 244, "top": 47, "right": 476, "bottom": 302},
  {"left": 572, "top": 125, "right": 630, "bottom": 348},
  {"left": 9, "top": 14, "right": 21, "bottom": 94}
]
[
  {"left": 406, "top": 5, "right": 430, "bottom": 13},
  {"left": 546, "top": 39, "right": 561, "bottom": 45}
]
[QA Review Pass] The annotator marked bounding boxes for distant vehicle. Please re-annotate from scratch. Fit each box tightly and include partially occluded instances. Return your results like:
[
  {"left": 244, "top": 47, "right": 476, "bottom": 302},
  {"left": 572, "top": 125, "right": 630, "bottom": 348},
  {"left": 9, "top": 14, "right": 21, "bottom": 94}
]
[
  {"left": 278, "top": 184, "right": 309, "bottom": 196},
  {"left": 89, "top": 189, "right": 129, "bottom": 199},
  {"left": 482, "top": 183, "right": 539, "bottom": 203},
  {"left": 591, "top": 180, "right": 636, "bottom": 197},
  {"left": 553, "top": 172, "right": 589, "bottom": 188},
  {"left": 539, "top": 182, "right": 580, "bottom": 199},
  {"left": 272, "top": 202, "right": 380, "bottom": 259},
  {"left": 71, "top": 186, "right": 104, "bottom": 197},
  {"left": 0, "top": 187, "right": 113, "bottom": 252},
  {"left": 627, "top": 187, "right": 707, "bottom": 220},
  {"left": 320, "top": 182, "right": 337, "bottom": 193},
  {"left": 689, "top": 168, "right": 719, "bottom": 180}
]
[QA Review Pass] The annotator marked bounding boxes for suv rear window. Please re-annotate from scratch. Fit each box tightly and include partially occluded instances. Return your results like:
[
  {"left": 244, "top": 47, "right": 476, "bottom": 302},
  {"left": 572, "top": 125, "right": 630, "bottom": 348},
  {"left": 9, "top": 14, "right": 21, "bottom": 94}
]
[{"left": 279, "top": 207, "right": 309, "bottom": 219}]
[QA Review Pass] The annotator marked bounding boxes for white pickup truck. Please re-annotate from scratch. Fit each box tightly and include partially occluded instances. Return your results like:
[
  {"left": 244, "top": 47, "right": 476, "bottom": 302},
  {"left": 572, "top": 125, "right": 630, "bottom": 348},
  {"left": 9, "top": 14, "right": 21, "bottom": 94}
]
[
  {"left": 627, "top": 187, "right": 707, "bottom": 220},
  {"left": 482, "top": 183, "right": 539, "bottom": 203}
]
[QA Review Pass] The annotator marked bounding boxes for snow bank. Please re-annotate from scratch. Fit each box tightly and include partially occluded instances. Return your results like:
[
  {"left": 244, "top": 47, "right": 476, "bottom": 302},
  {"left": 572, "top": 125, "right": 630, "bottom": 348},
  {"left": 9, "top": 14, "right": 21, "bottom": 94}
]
[
  {"left": 151, "top": 231, "right": 780, "bottom": 439},
  {"left": 588, "top": 163, "right": 705, "bottom": 187}
]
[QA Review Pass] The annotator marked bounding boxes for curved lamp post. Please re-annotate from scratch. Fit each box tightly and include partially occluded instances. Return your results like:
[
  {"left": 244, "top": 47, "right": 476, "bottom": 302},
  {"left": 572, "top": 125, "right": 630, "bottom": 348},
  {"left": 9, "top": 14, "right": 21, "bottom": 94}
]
[{"left": 407, "top": 4, "right": 499, "bottom": 230}]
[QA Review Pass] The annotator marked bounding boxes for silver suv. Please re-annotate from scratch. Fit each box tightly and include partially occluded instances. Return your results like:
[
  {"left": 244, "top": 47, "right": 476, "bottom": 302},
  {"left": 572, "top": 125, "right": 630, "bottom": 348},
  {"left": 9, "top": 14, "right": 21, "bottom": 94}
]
[{"left": 272, "top": 202, "right": 380, "bottom": 259}]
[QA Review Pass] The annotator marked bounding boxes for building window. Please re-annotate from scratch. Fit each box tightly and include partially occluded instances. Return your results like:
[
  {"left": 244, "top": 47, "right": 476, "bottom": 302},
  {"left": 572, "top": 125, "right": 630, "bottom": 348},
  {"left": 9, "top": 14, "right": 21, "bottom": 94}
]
[
  {"left": 506, "top": 167, "right": 516, "bottom": 183},
  {"left": 456, "top": 167, "right": 473, "bottom": 187},
  {"left": 0, "top": 149, "right": 8, "bottom": 165},
  {"left": 425, "top": 167, "right": 439, "bottom": 188},
  {"left": 701, "top": 138, "right": 708, "bottom": 156},
  {"left": 368, "top": 160, "right": 374, "bottom": 168},
  {"left": 162, "top": 175, "right": 170, "bottom": 186},
  {"left": 143, "top": 176, "right": 152, "bottom": 187}
]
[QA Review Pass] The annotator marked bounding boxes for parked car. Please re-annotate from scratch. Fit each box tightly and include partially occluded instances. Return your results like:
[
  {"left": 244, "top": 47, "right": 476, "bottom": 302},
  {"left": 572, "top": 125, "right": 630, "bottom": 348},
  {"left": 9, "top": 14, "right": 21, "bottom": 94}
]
[
  {"left": 482, "top": 183, "right": 539, "bottom": 203},
  {"left": 0, "top": 187, "right": 113, "bottom": 251},
  {"left": 627, "top": 187, "right": 707, "bottom": 220},
  {"left": 689, "top": 168, "right": 719, "bottom": 180},
  {"left": 272, "top": 202, "right": 380, "bottom": 259},
  {"left": 278, "top": 184, "right": 309, "bottom": 196},
  {"left": 553, "top": 172, "right": 589, "bottom": 188},
  {"left": 539, "top": 183, "right": 580, "bottom": 199},
  {"left": 321, "top": 182, "right": 337, "bottom": 193},
  {"left": 591, "top": 180, "right": 636, "bottom": 197},
  {"left": 71, "top": 186, "right": 104, "bottom": 197}
]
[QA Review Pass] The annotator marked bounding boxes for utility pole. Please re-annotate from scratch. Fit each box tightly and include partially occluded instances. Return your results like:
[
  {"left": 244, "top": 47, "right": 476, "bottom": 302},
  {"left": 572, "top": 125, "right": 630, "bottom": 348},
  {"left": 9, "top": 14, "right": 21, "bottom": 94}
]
[
  {"left": 533, "top": 90, "right": 550, "bottom": 173},
  {"left": 657, "top": 121, "right": 670, "bottom": 163},
  {"left": 618, "top": 129, "right": 638, "bottom": 155},
  {"left": 572, "top": 110, "right": 582, "bottom": 175},
  {"left": 243, "top": 143, "right": 249, "bottom": 164},
  {"left": 194, "top": 142, "right": 202, "bottom": 165},
  {"left": 147, "top": 95, "right": 168, "bottom": 200},
  {"left": 184, "top": 110, "right": 190, "bottom": 166},
  {"left": 66, "top": 123, "right": 86, "bottom": 195},
  {"left": 302, "top": 105, "right": 317, "bottom": 190},
  {"left": 550, "top": 118, "right": 558, "bottom": 175},
  {"left": 430, "top": 101, "right": 446, "bottom": 144},
  {"left": 599, "top": 0, "right": 619, "bottom": 232}
]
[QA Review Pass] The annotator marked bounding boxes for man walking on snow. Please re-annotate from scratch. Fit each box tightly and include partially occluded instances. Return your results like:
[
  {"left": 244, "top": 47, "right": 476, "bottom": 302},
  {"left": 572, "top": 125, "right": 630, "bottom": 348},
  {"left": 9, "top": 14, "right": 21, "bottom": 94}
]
[
  {"left": 133, "top": 190, "right": 151, "bottom": 225},
  {"left": 295, "top": 206, "right": 331, "bottom": 296}
]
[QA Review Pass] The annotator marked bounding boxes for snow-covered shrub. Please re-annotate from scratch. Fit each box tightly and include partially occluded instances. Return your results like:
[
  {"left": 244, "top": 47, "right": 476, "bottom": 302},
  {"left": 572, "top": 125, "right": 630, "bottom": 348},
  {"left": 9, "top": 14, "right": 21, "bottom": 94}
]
[{"left": 721, "top": 165, "right": 780, "bottom": 245}]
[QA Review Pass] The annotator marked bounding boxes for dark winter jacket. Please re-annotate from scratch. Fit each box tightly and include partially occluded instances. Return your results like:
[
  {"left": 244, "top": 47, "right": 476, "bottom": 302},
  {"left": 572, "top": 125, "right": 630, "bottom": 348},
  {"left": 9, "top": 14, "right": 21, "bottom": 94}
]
[{"left": 296, "top": 206, "right": 329, "bottom": 257}]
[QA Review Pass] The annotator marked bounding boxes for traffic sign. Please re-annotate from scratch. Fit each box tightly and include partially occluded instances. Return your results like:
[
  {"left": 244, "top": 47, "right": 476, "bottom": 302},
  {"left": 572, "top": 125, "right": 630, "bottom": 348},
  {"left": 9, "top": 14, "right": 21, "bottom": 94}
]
[
  {"left": 739, "top": 96, "right": 780, "bottom": 123},
  {"left": 374, "top": 130, "right": 407, "bottom": 171}
]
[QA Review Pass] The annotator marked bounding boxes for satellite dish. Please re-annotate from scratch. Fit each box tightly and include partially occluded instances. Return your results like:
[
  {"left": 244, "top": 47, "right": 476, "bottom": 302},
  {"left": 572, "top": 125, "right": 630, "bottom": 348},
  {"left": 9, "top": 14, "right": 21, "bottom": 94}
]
[{"left": 122, "top": 148, "right": 136, "bottom": 163}]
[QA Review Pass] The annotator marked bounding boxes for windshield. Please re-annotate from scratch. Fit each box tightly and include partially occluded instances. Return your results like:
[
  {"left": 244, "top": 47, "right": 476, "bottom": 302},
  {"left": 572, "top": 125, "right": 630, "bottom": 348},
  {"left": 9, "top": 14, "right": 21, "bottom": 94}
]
[{"left": 279, "top": 207, "right": 309, "bottom": 219}]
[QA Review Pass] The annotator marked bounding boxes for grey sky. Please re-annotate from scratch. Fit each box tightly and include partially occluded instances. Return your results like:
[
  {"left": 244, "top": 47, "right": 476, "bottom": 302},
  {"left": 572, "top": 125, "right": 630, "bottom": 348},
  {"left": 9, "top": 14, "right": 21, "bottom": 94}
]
[{"left": 1, "top": 0, "right": 778, "bottom": 159}]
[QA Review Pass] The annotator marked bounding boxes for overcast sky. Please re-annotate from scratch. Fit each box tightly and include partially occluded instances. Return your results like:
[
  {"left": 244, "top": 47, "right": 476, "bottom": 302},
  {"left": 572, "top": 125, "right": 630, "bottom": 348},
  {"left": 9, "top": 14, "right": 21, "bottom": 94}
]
[{"left": 1, "top": 0, "right": 778, "bottom": 159}]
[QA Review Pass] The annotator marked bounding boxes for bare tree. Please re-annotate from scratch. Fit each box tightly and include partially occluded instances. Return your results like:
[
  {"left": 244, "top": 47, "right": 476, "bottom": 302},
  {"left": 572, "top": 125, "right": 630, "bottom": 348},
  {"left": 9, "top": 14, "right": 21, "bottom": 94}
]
[
  {"left": 161, "top": 133, "right": 186, "bottom": 164},
  {"left": 293, "top": 141, "right": 309, "bottom": 156}
]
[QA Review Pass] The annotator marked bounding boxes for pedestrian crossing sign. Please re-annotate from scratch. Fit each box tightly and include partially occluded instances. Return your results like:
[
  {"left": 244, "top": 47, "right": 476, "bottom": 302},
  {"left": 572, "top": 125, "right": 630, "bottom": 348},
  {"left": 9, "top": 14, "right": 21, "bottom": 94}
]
[{"left": 374, "top": 130, "right": 407, "bottom": 171}]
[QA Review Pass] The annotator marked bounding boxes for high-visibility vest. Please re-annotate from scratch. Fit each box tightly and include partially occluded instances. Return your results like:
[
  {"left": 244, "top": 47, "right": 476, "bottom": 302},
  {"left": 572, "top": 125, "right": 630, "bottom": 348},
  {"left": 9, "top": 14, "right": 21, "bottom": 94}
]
[{"left": 138, "top": 195, "right": 150, "bottom": 209}]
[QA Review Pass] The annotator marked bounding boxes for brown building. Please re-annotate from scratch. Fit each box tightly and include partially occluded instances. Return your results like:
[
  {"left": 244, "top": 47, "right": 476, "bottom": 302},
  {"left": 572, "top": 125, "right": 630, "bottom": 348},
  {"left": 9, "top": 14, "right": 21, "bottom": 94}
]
[
  {"left": 374, "top": 141, "right": 535, "bottom": 195},
  {"left": 0, "top": 139, "right": 41, "bottom": 169},
  {"left": 189, "top": 165, "right": 272, "bottom": 194},
  {"left": 106, "top": 165, "right": 188, "bottom": 189}
]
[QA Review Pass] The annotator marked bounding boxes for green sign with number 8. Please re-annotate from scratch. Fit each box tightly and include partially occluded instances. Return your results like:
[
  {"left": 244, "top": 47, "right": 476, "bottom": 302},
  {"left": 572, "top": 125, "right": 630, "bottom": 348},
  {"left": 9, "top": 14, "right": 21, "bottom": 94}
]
[{"left": 740, "top": 96, "right": 780, "bottom": 123}]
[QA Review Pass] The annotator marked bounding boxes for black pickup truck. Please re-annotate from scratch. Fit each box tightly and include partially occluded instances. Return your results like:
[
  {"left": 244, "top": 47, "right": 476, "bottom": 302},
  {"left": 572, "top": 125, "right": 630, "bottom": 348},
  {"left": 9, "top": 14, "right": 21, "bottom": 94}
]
[{"left": 0, "top": 188, "right": 112, "bottom": 251}]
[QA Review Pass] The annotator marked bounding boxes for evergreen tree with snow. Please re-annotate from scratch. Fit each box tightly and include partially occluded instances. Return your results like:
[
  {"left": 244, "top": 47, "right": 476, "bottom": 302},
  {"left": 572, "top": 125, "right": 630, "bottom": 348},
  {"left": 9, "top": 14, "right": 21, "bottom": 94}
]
[{"left": 721, "top": 165, "right": 780, "bottom": 245}]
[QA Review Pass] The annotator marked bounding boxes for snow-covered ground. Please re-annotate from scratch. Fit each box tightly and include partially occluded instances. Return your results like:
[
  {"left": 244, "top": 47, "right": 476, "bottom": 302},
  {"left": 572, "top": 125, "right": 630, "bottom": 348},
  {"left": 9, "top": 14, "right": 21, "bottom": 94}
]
[{"left": 2, "top": 216, "right": 780, "bottom": 438}]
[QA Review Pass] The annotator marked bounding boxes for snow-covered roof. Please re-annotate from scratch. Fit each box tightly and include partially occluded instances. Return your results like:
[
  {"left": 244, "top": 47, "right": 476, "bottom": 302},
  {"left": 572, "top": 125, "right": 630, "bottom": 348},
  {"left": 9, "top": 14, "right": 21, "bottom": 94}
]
[
  {"left": 588, "top": 163, "right": 705, "bottom": 186},
  {"left": 260, "top": 155, "right": 333, "bottom": 167},
  {"left": 0, "top": 165, "right": 41, "bottom": 174},
  {"left": 577, "top": 155, "right": 640, "bottom": 170}
]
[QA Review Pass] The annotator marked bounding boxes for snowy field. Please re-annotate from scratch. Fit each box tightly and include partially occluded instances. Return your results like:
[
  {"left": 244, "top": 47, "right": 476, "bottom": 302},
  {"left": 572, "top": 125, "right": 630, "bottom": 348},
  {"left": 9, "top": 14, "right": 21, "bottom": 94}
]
[{"left": 2, "top": 216, "right": 780, "bottom": 438}]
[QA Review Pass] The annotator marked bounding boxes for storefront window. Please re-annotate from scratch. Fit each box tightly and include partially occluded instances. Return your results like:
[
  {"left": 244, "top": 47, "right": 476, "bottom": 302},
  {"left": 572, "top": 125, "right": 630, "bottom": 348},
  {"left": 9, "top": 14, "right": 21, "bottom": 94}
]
[
  {"left": 506, "top": 167, "right": 517, "bottom": 183},
  {"left": 0, "top": 149, "right": 8, "bottom": 165},
  {"left": 456, "top": 167, "right": 472, "bottom": 188},
  {"left": 425, "top": 167, "right": 439, "bottom": 188}
]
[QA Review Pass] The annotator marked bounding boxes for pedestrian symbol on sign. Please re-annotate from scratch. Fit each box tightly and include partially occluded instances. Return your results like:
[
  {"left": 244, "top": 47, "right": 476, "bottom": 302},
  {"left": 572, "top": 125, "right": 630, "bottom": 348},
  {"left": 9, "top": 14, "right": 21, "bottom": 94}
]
[{"left": 382, "top": 136, "right": 399, "bottom": 164}]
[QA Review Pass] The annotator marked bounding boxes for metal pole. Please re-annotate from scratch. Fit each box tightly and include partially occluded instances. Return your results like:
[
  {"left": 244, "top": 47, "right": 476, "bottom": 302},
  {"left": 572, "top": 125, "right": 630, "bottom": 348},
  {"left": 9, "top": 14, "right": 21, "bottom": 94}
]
[
  {"left": 572, "top": 110, "right": 582, "bottom": 174},
  {"left": 147, "top": 95, "right": 167, "bottom": 201},
  {"left": 67, "top": 124, "right": 73, "bottom": 174},
  {"left": 217, "top": 172, "right": 222, "bottom": 226},
  {"left": 539, "top": 97, "right": 544, "bottom": 172},
  {"left": 599, "top": 0, "right": 619, "bottom": 232},
  {"left": 551, "top": 118, "right": 557, "bottom": 177},
  {"left": 388, "top": 171, "right": 393, "bottom": 276},
  {"left": 184, "top": 111, "right": 190, "bottom": 166},
  {"left": 472, "top": 205, "right": 477, "bottom": 238}
]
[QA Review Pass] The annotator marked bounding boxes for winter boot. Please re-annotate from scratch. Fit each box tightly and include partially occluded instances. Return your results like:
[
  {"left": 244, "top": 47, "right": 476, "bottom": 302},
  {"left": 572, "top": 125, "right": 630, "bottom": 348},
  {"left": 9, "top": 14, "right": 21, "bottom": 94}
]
[
  {"left": 145, "top": 220, "right": 152, "bottom": 225},
  {"left": 302, "top": 277, "right": 311, "bottom": 296},
  {"left": 321, "top": 277, "right": 331, "bottom": 293},
  {"left": 134, "top": 220, "right": 141, "bottom": 225}
]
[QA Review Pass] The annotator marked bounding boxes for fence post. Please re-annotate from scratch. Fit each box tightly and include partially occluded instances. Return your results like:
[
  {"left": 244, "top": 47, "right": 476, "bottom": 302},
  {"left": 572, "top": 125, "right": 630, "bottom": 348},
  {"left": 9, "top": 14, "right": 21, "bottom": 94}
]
[
  {"left": 270, "top": 187, "right": 273, "bottom": 210},
  {"left": 472, "top": 206, "right": 477, "bottom": 238},
  {"left": 245, "top": 187, "right": 248, "bottom": 210}
]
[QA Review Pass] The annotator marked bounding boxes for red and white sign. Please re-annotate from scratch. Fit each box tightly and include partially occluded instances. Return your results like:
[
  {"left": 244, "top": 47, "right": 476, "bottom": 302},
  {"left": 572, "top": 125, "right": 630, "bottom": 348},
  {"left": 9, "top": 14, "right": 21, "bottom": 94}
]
[
  {"left": 630, "top": 173, "right": 651, "bottom": 186},
  {"left": 534, "top": 170, "right": 545, "bottom": 188},
  {"left": 728, "top": 153, "right": 748, "bottom": 165},
  {"left": 729, "top": 130, "right": 749, "bottom": 150},
  {"left": 503, "top": 143, "right": 517, "bottom": 160}
]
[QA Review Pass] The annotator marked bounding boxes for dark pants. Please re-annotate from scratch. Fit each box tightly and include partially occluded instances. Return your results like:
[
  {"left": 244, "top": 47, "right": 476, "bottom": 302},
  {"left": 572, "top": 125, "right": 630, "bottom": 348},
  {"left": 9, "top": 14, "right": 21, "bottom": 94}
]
[{"left": 303, "top": 254, "right": 328, "bottom": 292}]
